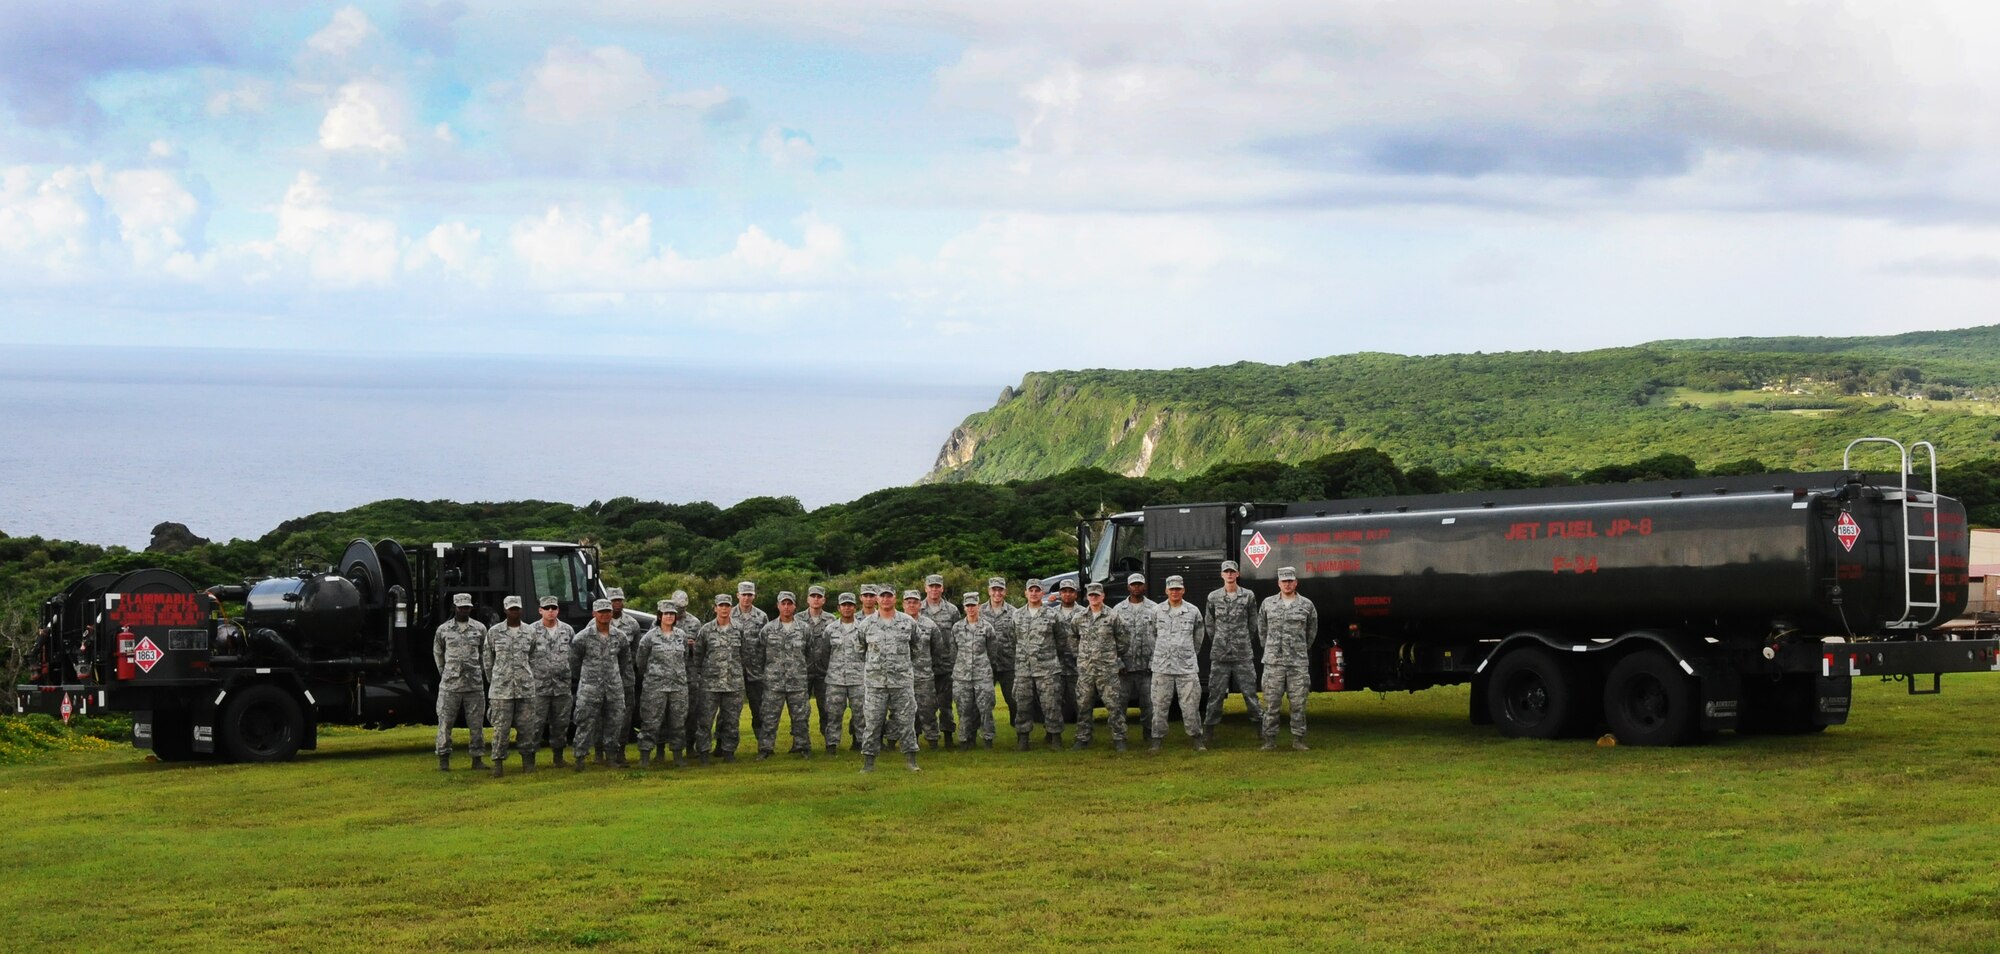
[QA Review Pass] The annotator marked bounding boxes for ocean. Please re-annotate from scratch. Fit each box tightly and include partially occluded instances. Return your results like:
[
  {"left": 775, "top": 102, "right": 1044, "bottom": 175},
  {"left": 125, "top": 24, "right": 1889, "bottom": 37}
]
[{"left": 0, "top": 346, "right": 1000, "bottom": 548}]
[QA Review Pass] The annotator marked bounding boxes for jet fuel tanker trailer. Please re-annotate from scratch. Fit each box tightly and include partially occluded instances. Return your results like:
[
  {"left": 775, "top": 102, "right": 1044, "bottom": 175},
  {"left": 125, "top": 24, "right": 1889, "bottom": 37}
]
[
  {"left": 1075, "top": 439, "right": 1999, "bottom": 745},
  {"left": 17, "top": 538, "right": 627, "bottom": 762}
]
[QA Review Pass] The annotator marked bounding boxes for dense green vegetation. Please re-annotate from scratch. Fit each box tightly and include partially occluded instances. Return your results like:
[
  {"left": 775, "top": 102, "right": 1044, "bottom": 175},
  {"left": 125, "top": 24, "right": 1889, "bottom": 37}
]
[{"left": 928, "top": 324, "right": 2000, "bottom": 482}]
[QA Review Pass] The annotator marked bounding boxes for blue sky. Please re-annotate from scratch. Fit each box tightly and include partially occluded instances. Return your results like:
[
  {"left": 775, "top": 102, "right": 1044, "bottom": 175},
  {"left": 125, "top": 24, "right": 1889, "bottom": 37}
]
[{"left": 2, "top": 1, "right": 1998, "bottom": 378}]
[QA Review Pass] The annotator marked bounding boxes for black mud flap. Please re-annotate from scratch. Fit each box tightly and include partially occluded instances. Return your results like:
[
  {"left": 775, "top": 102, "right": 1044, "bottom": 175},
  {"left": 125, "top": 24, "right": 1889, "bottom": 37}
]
[{"left": 1814, "top": 674, "right": 1852, "bottom": 726}]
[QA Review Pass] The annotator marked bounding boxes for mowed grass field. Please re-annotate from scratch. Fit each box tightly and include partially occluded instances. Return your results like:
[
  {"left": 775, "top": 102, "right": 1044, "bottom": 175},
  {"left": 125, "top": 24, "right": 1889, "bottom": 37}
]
[{"left": 6, "top": 677, "right": 2000, "bottom": 953}]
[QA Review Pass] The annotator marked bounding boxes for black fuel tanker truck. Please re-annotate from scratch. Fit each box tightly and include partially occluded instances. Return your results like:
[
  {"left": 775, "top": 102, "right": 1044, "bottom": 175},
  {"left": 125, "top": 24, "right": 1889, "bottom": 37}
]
[
  {"left": 16, "top": 538, "right": 632, "bottom": 762},
  {"left": 1071, "top": 439, "right": 1999, "bottom": 745}
]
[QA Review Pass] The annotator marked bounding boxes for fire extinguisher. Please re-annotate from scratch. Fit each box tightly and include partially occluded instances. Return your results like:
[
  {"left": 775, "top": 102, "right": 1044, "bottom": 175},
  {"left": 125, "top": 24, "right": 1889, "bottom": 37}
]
[
  {"left": 1325, "top": 625, "right": 1353, "bottom": 692},
  {"left": 116, "top": 626, "right": 138, "bottom": 681}
]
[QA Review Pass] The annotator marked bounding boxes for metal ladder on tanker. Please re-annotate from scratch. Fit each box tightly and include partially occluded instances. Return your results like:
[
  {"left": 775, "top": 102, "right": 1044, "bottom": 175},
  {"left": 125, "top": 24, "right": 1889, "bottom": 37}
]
[{"left": 1843, "top": 437, "right": 1943, "bottom": 629}]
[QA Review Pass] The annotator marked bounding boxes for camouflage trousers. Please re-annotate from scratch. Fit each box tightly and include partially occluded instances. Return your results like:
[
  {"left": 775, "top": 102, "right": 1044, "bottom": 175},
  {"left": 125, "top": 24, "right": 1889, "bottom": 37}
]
[
  {"left": 529, "top": 689, "right": 571, "bottom": 753},
  {"left": 696, "top": 689, "right": 744, "bottom": 756},
  {"left": 861, "top": 682, "right": 918, "bottom": 757},
  {"left": 1204, "top": 657, "right": 1264, "bottom": 727},
  {"left": 1074, "top": 668, "right": 1126, "bottom": 745},
  {"left": 808, "top": 676, "right": 828, "bottom": 741},
  {"left": 824, "top": 684, "right": 863, "bottom": 748},
  {"left": 570, "top": 685, "right": 625, "bottom": 760},
  {"left": 487, "top": 696, "right": 539, "bottom": 761},
  {"left": 1261, "top": 665, "right": 1310, "bottom": 741},
  {"left": 952, "top": 678, "right": 996, "bottom": 743},
  {"left": 759, "top": 687, "right": 812, "bottom": 753},
  {"left": 913, "top": 674, "right": 940, "bottom": 743},
  {"left": 743, "top": 679, "right": 769, "bottom": 747},
  {"left": 1122, "top": 670, "right": 1154, "bottom": 738},
  {"left": 1150, "top": 672, "right": 1203, "bottom": 741},
  {"left": 1011, "top": 671, "right": 1064, "bottom": 737},
  {"left": 683, "top": 688, "right": 703, "bottom": 754},
  {"left": 1060, "top": 668, "right": 1079, "bottom": 724},
  {"left": 621, "top": 679, "right": 637, "bottom": 745},
  {"left": 636, "top": 687, "right": 689, "bottom": 755},
  {"left": 932, "top": 674, "right": 956, "bottom": 740},
  {"left": 435, "top": 689, "right": 485, "bottom": 756}
]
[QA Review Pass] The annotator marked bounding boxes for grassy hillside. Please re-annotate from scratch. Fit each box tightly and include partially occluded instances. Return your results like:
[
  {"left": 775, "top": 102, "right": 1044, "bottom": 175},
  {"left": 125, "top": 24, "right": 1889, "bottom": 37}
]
[{"left": 928, "top": 326, "right": 2000, "bottom": 482}]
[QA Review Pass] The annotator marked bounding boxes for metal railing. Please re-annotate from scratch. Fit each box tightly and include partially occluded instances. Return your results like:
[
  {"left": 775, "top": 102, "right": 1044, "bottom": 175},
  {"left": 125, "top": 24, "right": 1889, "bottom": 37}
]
[{"left": 1843, "top": 437, "right": 1942, "bottom": 628}]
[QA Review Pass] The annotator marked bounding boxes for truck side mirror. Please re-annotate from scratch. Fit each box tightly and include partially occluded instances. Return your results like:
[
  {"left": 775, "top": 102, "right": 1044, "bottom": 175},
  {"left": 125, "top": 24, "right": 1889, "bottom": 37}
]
[{"left": 1075, "top": 523, "right": 1091, "bottom": 583}]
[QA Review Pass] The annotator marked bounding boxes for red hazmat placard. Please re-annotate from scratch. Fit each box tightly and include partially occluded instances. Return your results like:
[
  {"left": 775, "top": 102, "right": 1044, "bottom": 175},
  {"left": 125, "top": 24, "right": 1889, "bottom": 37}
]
[
  {"left": 1244, "top": 531, "right": 1272, "bottom": 568},
  {"left": 133, "top": 637, "right": 164, "bottom": 674},
  {"left": 1836, "top": 511, "right": 1861, "bottom": 553}
]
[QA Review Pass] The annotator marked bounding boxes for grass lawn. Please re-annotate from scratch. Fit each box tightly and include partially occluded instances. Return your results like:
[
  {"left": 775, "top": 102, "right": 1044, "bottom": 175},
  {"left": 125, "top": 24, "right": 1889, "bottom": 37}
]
[{"left": 4, "top": 677, "right": 1999, "bottom": 952}]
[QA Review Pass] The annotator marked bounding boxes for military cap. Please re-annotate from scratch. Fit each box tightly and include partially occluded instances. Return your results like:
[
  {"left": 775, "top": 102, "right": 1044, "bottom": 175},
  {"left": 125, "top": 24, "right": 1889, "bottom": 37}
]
[
  {"left": 807, "top": 585, "right": 826, "bottom": 597},
  {"left": 539, "top": 595, "right": 560, "bottom": 609},
  {"left": 837, "top": 592, "right": 857, "bottom": 605},
  {"left": 962, "top": 592, "right": 979, "bottom": 606},
  {"left": 1025, "top": 578, "right": 1044, "bottom": 591},
  {"left": 656, "top": 599, "right": 675, "bottom": 614},
  {"left": 925, "top": 574, "right": 945, "bottom": 586},
  {"left": 1220, "top": 559, "right": 1240, "bottom": 572},
  {"left": 1086, "top": 582, "right": 1105, "bottom": 595},
  {"left": 1127, "top": 573, "right": 1146, "bottom": 585},
  {"left": 714, "top": 593, "right": 733, "bottom": 606},
  {"left": 502, "top": 595, "right": 523, "bottom": 609},
  {"left": 452, "top": 592, "right": 473, "bottom": 607},
  {"left": 902, "top": 589, "right": 920, "bottom": 601},
  {"left": 592, "top": 598, "right": 613, "bottom": 612},
  {"left": 778, "top": 591, "right": 796, "bottom": 603},
  {"left": 1058, "top": 578, "right": 1077, "bottom": 590},
  {"left": 737, "top": 580, "right": 756, "bottom": 594},
  {"left": 672, "top": 589, "right": 689, "bottom": 605},
  {"left": 1165, "top": 575, "right": 1186, "bottom": 589},
  {"left": 858, "top": 583, "right": 875, "bottom": 596},
  {"left": 605, "top": 587, "right": 625, "bottom": 601},
  {"left": 987, "top": 577, "right": 1007, "bottom": 589},
  {"left": 1277, "top": 566, "right": 1299, "bottom": 581}
]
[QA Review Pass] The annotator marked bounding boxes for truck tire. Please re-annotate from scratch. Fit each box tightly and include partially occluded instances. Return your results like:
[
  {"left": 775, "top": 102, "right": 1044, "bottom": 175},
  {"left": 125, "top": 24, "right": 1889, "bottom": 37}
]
[
  {"left": 219, "top": 684, "right": 306, "bottom": 763},
  {"left": 149, "top": 710, "right": 198, "bottom": 762},
  {"left": 1602, "top": 651, "right": 1698, "bottom": 746},
  {"left": 1486, "top": 647, "right": 1581, "bottom": 739}
]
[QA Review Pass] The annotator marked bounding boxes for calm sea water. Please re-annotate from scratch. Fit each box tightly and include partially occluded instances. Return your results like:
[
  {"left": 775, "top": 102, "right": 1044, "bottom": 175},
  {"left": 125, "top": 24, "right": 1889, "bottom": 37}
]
[{"left": 0, "top": 347, "right": 1000, "bottom": 548}]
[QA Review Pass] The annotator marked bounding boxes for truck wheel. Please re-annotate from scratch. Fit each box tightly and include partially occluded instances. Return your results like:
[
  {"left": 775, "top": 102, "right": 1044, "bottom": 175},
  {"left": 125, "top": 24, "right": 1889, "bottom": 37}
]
[
  {"left": 1602, "top": 651, "right": 1698, "bottom": 746},
  {"left": 1486, "top": 647, "right": 1579, "bottom": 739},
  {"left": 149, "top": 711, "right": 198, "bottom": 762},
  {"left": 219, "top": 685, "right": 306, "bottom": 763}
]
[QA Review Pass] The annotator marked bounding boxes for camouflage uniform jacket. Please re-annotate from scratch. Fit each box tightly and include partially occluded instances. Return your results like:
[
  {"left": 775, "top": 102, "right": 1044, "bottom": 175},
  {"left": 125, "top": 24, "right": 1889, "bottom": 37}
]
[
  {"left": 1204, "top": 586, "right": 1259, "bottom": 662},
  {"left": 928, "top": 611, "right": 956, "bottom": 677},
  {"left": 950, "top": 618, "right": 997, "bottom": 683},
  {"left": 529, "top": 620, "right": 575, "bottom": 696},
  {"left": 760, "top": 618, "right": 811, "bottom": 692},
  {"left": 983, "top": 600, "right": 1018, "bottom": 670},
  {"left": 482, "top": 621, "right": 540, "bottom": 700},
  {"left": 735, "top": 604, "right": 769, "bottom": 682},
  {"left": 1113, "top": 598, "right": 1159, "bottom": 673},
  {"left": 857, "top": 613, "right": 920, "bottom": 690},
  {"left": 695, "top": 619, "right": 748, "bottom": 693},
  {"left": 433, "top": 618, "right": 486, "bottom": 694},
  {"left": 1150, "top": 601, "right": 1206, "bottom": 677},
  {"left": 801, "top": 609, "right": 837, "bottom": 679},
  {"left": 910, "top": 613, "right": 941, "bottom": 681},
  {"left": 1012, "top": 605, "right": 1068, "bottom": 680},
  {"left": 1053, "top": 602, "right": 1086, "bottom": 673},
  {"left": 826, "top": 618, "right": 868, "bottom": 686},
  {"left": 1071, "top": 607, "right": 1129, "bottom": 678},
  {"left": 919, "top": 598, "right": 962, "bottom": 633},
  {"left": 635, "top": 626, "right": 691, "bottom": 692},
  {"left": 569, "top": 624, "right": 627, "bottom": 689},
  {"left": 611, "top": 612, "right": 644, "bottom": 687},
  {"left": 1259, "top": 594, "right": 1319, "bottom": 669}
]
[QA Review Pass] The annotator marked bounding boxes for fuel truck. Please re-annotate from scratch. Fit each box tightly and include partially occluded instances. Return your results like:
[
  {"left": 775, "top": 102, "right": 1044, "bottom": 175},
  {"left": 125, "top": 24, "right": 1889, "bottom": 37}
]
[
  {"left": 17, "top": 538, "right": 634, "bottom": 762},
  {"left": 1071, "top": 439, "right": 2000, "bottom": 745}
]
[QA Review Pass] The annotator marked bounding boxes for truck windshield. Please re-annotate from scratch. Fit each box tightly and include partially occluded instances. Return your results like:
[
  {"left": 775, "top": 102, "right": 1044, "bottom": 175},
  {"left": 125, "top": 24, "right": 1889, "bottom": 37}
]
[
  {"left": 529, "top": 551, "right": 590, "bottom": 607},
  {"left": 1088, "top": 518, "right": 1145, "bottom": 584}
]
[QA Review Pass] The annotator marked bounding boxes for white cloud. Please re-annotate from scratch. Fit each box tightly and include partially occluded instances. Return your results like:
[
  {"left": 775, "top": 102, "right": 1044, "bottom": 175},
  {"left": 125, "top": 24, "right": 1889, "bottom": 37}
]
[
  {"left": 508, "top": 206, "right": 849, "bottom": 292},
  {"left": 252, "top": 171, "right": 401, "bottom": 287},
  {"left": 759, "top": 126, "right": 830, "bottom": 172},
  {"left": 319, "top": 82, "right": 407, "bottom": 154},
  {"left": 0, "top": 164, "right": 206, "bottom": 279},
  {"left": 404, "top": 220, "right": 488, "bottom": 283},
  {"left": 500, "top": 42, "right": 721, "bottom": 177},
  {"left": 307, "top": 7, "right": 378, "bottom": 59}
]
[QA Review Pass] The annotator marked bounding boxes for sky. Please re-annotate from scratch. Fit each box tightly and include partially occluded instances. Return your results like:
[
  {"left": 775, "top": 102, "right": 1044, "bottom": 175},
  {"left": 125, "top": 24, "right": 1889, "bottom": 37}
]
[{"left": 2, "top": 1, "right": 1999, "bottom": 378}]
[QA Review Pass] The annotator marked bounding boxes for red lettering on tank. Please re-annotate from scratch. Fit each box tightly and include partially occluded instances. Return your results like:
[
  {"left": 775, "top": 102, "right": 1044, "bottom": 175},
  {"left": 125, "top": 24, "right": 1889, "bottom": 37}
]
[
  {"left": 1836, "top": 564, "right": 1866, "bottom": 580},
  {"left": 1307, "top": 559, "right": 1361, "bottom": 573},
  {"left": 1552, "top": 555, "right": 1600, "bottom": 574},
  {"left": 1292, "top": 532, "right": 1332, "bottom": 544},
  {"left": 110, "top": 592, "right": 205, "bottom": 628},
  {"left": 1505, "top": 522, "right": 1542, "bottom": 541},
  {"left": 1547, "top": 520, "right": 1598, "bottom": 539},
  {"left": 1606, "top": 518, "right": 1653, "bottom": 537}
]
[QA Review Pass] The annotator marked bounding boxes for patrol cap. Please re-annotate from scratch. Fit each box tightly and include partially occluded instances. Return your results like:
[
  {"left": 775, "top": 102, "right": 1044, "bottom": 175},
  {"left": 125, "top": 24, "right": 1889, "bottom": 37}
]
[
  {"left": 807, "top": 585, "right": 826, "bottom": 597},
  {"left": 778, "top": 591, "right": 796, "bottom": 603},
  {"left": 902, "top": 590, "right": 920, "bottom": 601},
  {"left": 1221, "top": 560, "right": 1240, "bottom": 572},
  {"left": 925, "top": 574, "right": 945, "bottom": 586},
  {"left": 715, "top": 593, "right": 733, "bottom": 606},
  {"left": 1127, "top": 573, "right": 1146, "bottom": 585},
  {"left": 452, "top": 593, "right": 473, "bottom": 607},
  {"left": 737, "top": 580, "right": 756, "bottom": 594},
  {"left": 1086, "top": 582, "right": 1105, "bottom": 595},
  {"left": 672, "top": 589, "right": 689, "bottom": 605},
  {"left": 503, "top": 595, "right": 523, "bottom": 609},
  {"left": 987, "top": 577, "right": 1006, "bottom": 589},
  {"left": 1277, "top": 566, "right": 1299, "bottom": 581},
  {"left": 592, "top": 598, "right": 613, "bottom": 612},
  {"left": 657, "top": 599, "right": 676, "bottom": 615},
  {"left": 1165, "top": 575, "right": 1185, "bottom": 589},
  {"left": 962, "top": 593, "right": 979, "bottom": 606},
  {"left": 1058, "top": 578, "right": 1077, "bottom": 590},
  {"left": 838, "top": 592, "right": 857, "bottom": 605},
  {"left": 539, "top": 595, "right": 560, "bottom": 609},
  {"left": 605, "top": 587, "right": 625, "bottom": 601},
  {"left": 859, "top": 584, "right": 875, "bottom": 596},
  {"left": 1025, "top": 578, "right": 1043, "bottom": 591}
]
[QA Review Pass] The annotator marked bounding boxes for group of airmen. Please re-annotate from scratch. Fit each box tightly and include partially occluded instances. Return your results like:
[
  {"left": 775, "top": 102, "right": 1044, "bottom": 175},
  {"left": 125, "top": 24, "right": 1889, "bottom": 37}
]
[{"left": 431, "top": 562, "right": 1320, "bottom": 775}]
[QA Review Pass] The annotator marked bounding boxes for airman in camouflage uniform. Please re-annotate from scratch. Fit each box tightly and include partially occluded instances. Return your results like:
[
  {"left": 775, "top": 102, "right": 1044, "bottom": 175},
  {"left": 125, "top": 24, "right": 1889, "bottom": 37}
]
[
  {"left": 569, "top": 599, "right": 630, "bottom": 770},
  {"left": 433, "top": 593, "right": 486, "bottom": 771},
  {"left": 1203, "top": 561, "right": 1264, "bottom": 733},
  {"left": 694, "top": 595, "right": 748, "bottom": 764},
  {"left": 1071, "top": 583, "right": 1130, "bottom": 750},
  {"left": 1149, "top": 576, "right": 1207, "bottom": 752},
  {"left": 983, "top": 578, "right": 1021, "bottom": 727},
  {"left": 823, "top": 592, "right": 866, "bottom": 754},
  {"left": 951, "top": 594, "right": 998, "bottom": 747},
  {"left": 527, "top": 595, "right": 575, "bottom": 767},
  {"left": 1011, "top": 580, "right": 1069, "bottom": 749},
  {"left": 801, "top": 586, "right": 835, "bottom": 743},
  {"left": 607, "top": 588, "right": 644, "bottom": 753},
  {"left": 919, "top": 574, "right": 961, "bottom": 744},
  {"left": 858, "top": 596, "right": 923, "bottom": 773},
  {"left": 758, "top": 592, "right": 814, "bottom": 758},
  {"left": 733, "top": 581, "right": 770, "bottom": 749},
  {"left": 483, "top": 596, "right": 541, "bottom": 776},
  {"left": 1114, "top": 574, "right": 1159, "bottom": 741},
  {"left": 634, "top": 602, "right": 692, "bottom": 767},
  {"left": 1053, "top": 579, "right": 1085, "bottom": 723},
  {"left": 1259, "top": 566, "right": 1318, "bottom": 751},
  {"left": 673, "top": 590, "right": 702, "bottom": 756},
  {"left": 901, "top": 591, "right": 945, "bottom": 749}
]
